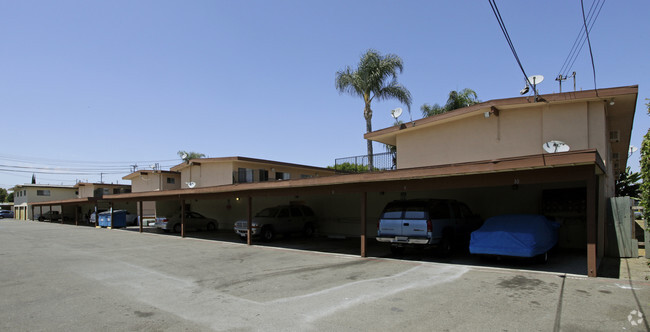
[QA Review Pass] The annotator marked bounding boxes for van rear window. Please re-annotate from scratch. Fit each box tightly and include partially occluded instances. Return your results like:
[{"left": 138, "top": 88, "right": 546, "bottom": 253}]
[
  {"left": 404, "top": 209, "right": 427, "bottom": 219},
  {"left": 381, "top": 206, "right": 403, "bottom": 219}
]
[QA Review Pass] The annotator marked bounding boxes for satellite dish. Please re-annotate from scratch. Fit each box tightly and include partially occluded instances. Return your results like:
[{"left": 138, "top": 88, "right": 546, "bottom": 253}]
[
  {"left": 181, "top": 153, "right": 188, "bottom": 160},
  {"left": 187, "top": 182, "right": 196, "bottom": 188},
  {"left": 528, "top": 75, "right": 544, "bottom": 85},
  {"left": 543, "top": 140, "right": 570, "bottom": 153},
  {"left": 391, "top": 107, "right": 403, "bottom": 119}
]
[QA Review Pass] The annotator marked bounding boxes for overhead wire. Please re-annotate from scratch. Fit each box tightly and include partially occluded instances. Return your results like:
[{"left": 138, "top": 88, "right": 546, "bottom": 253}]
[
  {"left": 581, "top": 0, "right": 599, "bottom": 95},
  {"left": 557, "top": 0, "right": 605, "bottom": 78},
  {"left": 487, "top": 0, "right": 531, "bottom": 87}
]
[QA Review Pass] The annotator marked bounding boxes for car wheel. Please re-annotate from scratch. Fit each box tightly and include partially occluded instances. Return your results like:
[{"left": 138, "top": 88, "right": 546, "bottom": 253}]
[
  {"left": 261, "top": 226, "right": 274, "bottom": 242},
  {"left": 38, "top": 217, "right": 44, "bottom": 221},
  {"left": 390, "top": 245, "right": 405, "bottom": 255},
  {"left": 303, "top": 223, "right": 315, "bottom": 238},
  {"left": 173, "top": 223, "right": 181, "bottom": 233},
  {"left": 239, "top": 235, "right": 248, "bottom": 242},
  {"left": 206, "top": 222, "right": 216, "bottom": 231}
]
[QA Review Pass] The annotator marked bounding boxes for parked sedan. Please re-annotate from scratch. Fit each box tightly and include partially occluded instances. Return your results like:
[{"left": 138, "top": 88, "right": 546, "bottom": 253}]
[
  {"left": 37, "top": 211, "right": 66, "bottom": 221},
  {"left": 469, "top": 214, "right": 560, "bottom": 263},
  {"left": 154, "top": 211, "right": 218, "bottom": 233},
  {"left": 0, "top": 210, "right": 14, "bottom": 218}
]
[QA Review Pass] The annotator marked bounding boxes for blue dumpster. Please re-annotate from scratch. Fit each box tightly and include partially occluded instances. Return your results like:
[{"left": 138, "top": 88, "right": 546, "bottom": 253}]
[{"left": 98, "top": 210, "right": 127, "bottom": 228}]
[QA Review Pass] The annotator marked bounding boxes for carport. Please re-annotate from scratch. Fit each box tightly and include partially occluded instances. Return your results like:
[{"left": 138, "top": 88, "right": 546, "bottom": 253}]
[{"left": 76, "top": 149, "right": 603, "bottom": 277}]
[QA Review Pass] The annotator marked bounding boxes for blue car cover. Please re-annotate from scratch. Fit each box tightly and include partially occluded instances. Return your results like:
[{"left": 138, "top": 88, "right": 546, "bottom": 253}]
[{"left": 469, "top": 214, "right": 560, "bottom": 257}]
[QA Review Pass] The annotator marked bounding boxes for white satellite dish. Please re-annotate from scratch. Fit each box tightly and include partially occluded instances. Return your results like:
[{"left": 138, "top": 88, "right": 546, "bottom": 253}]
[
  {"left": 187, "top": 182, "right": 196, "bottom": 188},
  {"left": 528, "top": 75, "right": 544, "bottom": 85},
  {"left": 543, "top": 140, "right": 570, "bottom": 153},
  {"left": 181, "top": 153, "right": 188, "bottom": 160},
  {"left": 391, "top": 107, "right": 403, "bottom": 119}
]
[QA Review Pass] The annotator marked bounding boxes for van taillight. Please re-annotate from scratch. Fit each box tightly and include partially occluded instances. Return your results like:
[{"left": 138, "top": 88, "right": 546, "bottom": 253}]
[{"left": 427, "top": 219, "right": 432, "bottom": 232}]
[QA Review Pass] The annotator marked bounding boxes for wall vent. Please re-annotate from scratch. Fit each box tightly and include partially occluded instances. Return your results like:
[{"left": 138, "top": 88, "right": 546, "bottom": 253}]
[
  {"left": 609, "top": 130, "right": 620, "bottom": 143},
  {"left": 612, "top": 152, "right": 620, "bottom": 160}
]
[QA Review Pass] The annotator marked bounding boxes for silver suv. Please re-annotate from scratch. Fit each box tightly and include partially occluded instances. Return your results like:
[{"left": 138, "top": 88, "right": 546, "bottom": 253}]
[
  {"left": 234, "top": 204, "right": 317, "bottom": 241},
  {"left": 377, "top": 199, "right": 481, "bottom": 255}
]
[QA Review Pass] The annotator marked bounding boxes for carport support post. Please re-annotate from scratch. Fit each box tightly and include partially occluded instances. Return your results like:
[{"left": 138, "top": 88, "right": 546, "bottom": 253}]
[
  {"left": 31, "top": 206, "right": 34, "bottom": 221},
  {"left": 247, "top": 196, "right": 252, "bottom": 246},
  {"left": 74, "top": 206, "right": 78, "bottom": 226},
  {"left": 181, "top": 199, "right": 185, "bottom": 238},
  {"left": 108, "top": 202, "right": 113, "bottom": 229},
  {"left": 94, "top": 202, "right": 99, "bottom": 228},
  {"left": 39, "top": 206, "right": 42, "bottom": 221},
  {"left": 138, "top": 201, "right": 143, "bottom": 233},
  {"left": 360, "top": 192, "right": 367, "bottom": 258},
  {"left": 49, "top": 205, "right": 53, "bottom": 223},
  {"left": 587, "top": 174, "right": 597, "bottom": 277}
]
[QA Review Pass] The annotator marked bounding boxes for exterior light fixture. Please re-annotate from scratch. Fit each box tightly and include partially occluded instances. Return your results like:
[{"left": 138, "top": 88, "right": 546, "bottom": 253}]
[{"left": 484, "top": 106, "right": 500, "bottom": 118}]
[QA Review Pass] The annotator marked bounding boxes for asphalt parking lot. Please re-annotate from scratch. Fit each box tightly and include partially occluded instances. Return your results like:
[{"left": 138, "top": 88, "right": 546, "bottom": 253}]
[{"left": 1, "top": 220, "right": 648, "bottom": 331}]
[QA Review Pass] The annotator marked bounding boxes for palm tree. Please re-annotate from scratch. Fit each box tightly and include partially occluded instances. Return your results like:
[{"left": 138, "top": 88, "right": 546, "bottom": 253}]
[
  {"left": 177, "top": 150, "right": 206, "bottom": 163},
  {"left": 336, "top": 49, "right": 412, "bottom": 170},
  {"left": 421, "top": 88, "right": 480, "bottom": 117}
]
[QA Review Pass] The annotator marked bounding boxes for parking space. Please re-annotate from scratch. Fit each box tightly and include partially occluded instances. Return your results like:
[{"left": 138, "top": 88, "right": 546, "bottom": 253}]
[
  {"left": 115, "top": 224, "right": 589, "bottom": 276},
  {"left": 1, "top": 220, "right": 647, "bottom": 331}
]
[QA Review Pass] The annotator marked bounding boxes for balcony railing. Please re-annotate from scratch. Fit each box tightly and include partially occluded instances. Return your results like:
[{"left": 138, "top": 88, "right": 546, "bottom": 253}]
[{"left": 334, "top": 152, "right": 396, "bottom": 173}]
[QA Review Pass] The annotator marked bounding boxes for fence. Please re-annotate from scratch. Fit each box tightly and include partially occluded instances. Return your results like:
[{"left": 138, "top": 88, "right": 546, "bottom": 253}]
[{"left": 333, "top": 152, "right": 396, "bottom": 173}]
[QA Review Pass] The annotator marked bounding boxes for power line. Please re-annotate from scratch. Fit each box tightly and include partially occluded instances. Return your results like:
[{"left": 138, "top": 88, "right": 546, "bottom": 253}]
[
  {"left": 488, "top": 0, "right": 532, "bottom": 88},
  {"left": 557, "top": 0, "right": 605, "bottom": 78},
  {"left": 581, "top": 0, "right": 599, "bottom": 95}
]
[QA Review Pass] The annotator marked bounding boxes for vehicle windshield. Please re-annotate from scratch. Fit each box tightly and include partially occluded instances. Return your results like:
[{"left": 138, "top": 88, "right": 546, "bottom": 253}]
[{"left": 255, "top": 208, "right": 278, "bottom": 218}]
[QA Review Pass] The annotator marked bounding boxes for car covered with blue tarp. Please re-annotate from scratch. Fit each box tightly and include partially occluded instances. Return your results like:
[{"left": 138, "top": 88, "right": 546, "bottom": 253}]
[{"left": 469, "top": 214, "right": 560, "bottom": 260}]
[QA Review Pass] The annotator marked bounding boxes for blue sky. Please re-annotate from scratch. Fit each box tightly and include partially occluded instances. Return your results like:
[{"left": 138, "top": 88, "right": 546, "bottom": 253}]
[{"left": 1, "top": 0, "right": 648, "bottom": 189}]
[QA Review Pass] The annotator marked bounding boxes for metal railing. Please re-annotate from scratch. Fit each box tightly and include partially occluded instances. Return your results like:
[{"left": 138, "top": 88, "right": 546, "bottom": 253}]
[{"left": 334, "top": 152, "right": 396, "bottom": 173}]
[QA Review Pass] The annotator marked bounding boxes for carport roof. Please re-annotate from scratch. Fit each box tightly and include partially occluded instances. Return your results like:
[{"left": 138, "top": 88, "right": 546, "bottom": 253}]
[
  {"left": 169, "top": 156, "right": 336, "bottom": 173},
  {"left": 29, "top": 197, "right": 98, "bottom": 207},
  {"left": 100, "top": 149, "right": 604, "bottom": 202}
]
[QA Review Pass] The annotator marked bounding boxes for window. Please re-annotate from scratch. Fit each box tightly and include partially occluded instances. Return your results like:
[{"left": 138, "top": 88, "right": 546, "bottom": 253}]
[
  {"left": 238, "top": 168, "right": 253, "bottom": 183},
  {"left": 275, "top": 172, "right": 290, "bottom": 180},
  {"left": 166, "top": 177, "right": 175, "bottom": 184},
  {"left": 300, "top": 174, "right": 313, "bottom": 179},
  {"left": 102, "top": 188, "right": 110, "bottom": 195},
  {"left": 259, "top": 170, "right": 269, "bottom": 182},
  {"left": 37, "top": 190, "right": 50, "bottom": 196},
  {"left": 277, "top": 208, "right": 290, "bottom": 218},
  {"left": 290, "top": 207, "right": 303, "bottom": 217}
]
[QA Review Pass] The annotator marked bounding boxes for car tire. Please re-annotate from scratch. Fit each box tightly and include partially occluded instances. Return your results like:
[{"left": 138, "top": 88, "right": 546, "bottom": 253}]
[
  {"left": 303, "top": 223, "right": 315, "bottom": 238},
  {"left": 173, "top": 223, "right": 181, "bottom": 233},
  {"left": 239, "top": 235, "right": 248, "bottom": 242},
  {"left": 206, "top": 222, "right": 216, "bottom": 231},
  {"left": 261, "top": 226, "right": 274, "bottom": 242},
  {"left": 390, "top": 245, "right": 405, "bottom": 255},
  {"left": 38, "top": 217, "right": 44, "bottom": 221}
]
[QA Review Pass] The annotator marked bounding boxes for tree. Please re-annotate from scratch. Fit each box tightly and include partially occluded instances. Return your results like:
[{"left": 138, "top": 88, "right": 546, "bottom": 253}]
[
  {"left": 336, "top": 49, "right": 412, "bottom": 170},
  {"left": 616, "top": 166, "right": 641, "bottom": 197},
  {"left": 640, "top": 99, "right": 650, "bottom": 212},
  {"left": 177, "top": 150, "right": 206, "bottom": 163},
  {"left": 421, "top": 88, "right": 480, "bottom": 117},
  {"left": 0, "top": 188, "right": 7, "bottom": 202},
  {"left": 6, "top": 192, "right": 13, "bottom": 203}
]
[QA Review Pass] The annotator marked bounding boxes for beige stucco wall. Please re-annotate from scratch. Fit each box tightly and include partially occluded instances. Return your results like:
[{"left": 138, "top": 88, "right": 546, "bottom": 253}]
[
  {"left": 397, "top": 101, "right": 608, "bottom": 169},
  {"left": 129, "top": 172, "right": 180, "bottom": 193}
]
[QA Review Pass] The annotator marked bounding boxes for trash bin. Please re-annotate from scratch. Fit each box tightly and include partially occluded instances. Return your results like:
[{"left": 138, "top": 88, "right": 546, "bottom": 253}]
[{"left": 98, "top": 210, "right": 127, "bottom": 228}]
